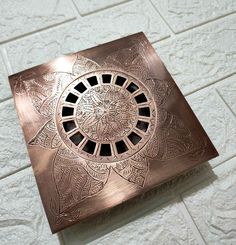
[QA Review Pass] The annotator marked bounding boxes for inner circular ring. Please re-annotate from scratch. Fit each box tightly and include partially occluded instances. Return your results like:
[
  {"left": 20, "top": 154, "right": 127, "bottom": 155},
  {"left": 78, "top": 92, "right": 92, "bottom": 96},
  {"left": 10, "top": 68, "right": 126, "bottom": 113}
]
[{"left": 55, "top": 70, "right": 155, "bottom": 163}]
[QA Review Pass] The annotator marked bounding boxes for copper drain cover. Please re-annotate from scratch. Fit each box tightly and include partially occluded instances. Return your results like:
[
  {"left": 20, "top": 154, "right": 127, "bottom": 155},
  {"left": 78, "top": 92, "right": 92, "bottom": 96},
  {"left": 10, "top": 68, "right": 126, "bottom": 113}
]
[{"left": 9, "top": 32, "right": 218, "bottom": 233}]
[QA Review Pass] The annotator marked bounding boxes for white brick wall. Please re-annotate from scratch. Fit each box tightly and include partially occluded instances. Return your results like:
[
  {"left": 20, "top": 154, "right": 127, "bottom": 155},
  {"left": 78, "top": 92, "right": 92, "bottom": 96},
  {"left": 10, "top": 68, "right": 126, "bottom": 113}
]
[{"left": 0, "top": 1, "right": 235, "bottom": 244}]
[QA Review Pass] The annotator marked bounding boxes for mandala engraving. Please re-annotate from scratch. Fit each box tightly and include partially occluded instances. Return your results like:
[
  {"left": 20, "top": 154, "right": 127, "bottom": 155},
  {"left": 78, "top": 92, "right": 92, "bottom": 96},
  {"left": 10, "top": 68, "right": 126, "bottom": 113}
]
[
  {"left": 16, "top": 46, "right": 204, "bottom": 224},
  {"left": 76, "top": 85, "right": 137, "bottom": 142}
]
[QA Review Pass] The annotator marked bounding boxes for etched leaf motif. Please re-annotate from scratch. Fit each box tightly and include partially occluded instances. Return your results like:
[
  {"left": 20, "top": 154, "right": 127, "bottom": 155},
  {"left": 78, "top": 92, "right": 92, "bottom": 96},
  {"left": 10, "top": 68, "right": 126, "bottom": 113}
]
[
  {"left": 14, "top": 78, "right": 27, "bottom": 95},
  {"left": 72, "top": 55, "right": 100, "bottom": 76},
  {"left": 53, "top": 151, "right": 109, "bottom": 213},
  {"left": 81, "top": 161, "right": 110, "bottom": 184},
  {"left": 145, "top": 110, "right": 194, "bottom": 160},
  {"left": 113, "top": 156, "right": 148, "bottom": 187},
  {"left": 17, "top": 72, "right": 74, "bottom": 117},
  {"left": 28, "top": 119, "right": 61, "bottom": 149},
  {"left": 142, "top": 78, "right": 198, "bottom": 160},
  {"left": 57, "top": 144, "right": 79, "bottom": 160},
  {"left": 145, "top": 78, "right": 174, "bottom": 106},
  {"left": 102, "top": 44, "right": 150, "bottom": 81}
]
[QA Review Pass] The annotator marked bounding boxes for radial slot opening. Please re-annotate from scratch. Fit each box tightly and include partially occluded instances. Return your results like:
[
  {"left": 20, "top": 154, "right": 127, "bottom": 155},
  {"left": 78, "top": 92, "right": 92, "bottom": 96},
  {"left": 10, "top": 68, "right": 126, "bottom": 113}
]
[
  {"left": 83, "top": 140, "right": 96, "bottom": 154},
  {"left": 100, "top": 144, "right": 112, "bottom": 156},
  {"left": 139, "top": 107, "right": 150, "bottom": 117},
  {"left": 115, "top": 76, "right": 126, "bottom": 86},
  {"left": 115, "top": 140, "right": 128, "bottom": 154},
  {"left": 70, "top": 131, "right": 84, "bottom": 146},
  {"left": 87, "top": 76, "right": 98, "bottom": 86},
  {"left": 102, "top": 74, "right": 112, "bottom": 83},
  {"left": 63, "top": 120, "right": 76, "bottom": 132},
  {"left": 128, "top": 132, "right": 142, "bottom": 145},
  {"left": 126, "top": 82, "right": 139, "bottom": 93},
  {"left": 134, "top": 93, "right": 147, "bottom": 103},
  {"left": 74, "top": 82, "right": 87, "bottom": 93},
  {"left": 65, "top": 93, "right": 78, "bottom": 103},
  {"left": 136, "top": 120, "right": 149, "bottom": 132},
  {"left": 62, "top": 106, "right": 74, "bottom": 117}
]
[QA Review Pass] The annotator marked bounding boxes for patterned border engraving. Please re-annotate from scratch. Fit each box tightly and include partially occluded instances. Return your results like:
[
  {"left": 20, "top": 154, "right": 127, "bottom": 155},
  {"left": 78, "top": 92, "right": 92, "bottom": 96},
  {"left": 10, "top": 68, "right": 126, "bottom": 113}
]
[{"left": 14, "top": 41, "right": 206, "bottom": 224}]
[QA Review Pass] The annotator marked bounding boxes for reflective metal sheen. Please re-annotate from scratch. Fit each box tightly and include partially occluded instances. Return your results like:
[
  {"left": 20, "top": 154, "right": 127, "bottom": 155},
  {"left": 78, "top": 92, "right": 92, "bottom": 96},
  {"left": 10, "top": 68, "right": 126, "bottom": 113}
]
[{"left": 9, "top": 32, "right": 218, "bottom": 233}]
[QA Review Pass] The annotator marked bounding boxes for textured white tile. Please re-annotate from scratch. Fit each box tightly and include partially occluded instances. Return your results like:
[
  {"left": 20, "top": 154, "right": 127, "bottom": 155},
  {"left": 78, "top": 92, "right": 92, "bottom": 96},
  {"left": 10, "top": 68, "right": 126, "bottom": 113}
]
[
  {"left": 0, "top": 54, "right": 11, "bottom": 101},
  {"left": 182, "top": 156, "right": 236, "bottom": 245},
  {"left": 0, "top": 99, "right": 30, "bottom": 178},
  {"left": 216, "top": 75, "right": 236, "bottom": 116},
  {"left": 151, "top": 0, "right": 236, "bottom": 33},
  {"left": 154, "top": 14, "right": 236, "bottom": 94},
  {"left": 73, "top": 0, "right": 128, "bottom": 15},
  {"left": 0, "top": 0, "right": 76, "bottom": 43},
  {"left": 6, "top": 0, "right": 170, "bottom": 74},
  {"left": 63, "top": 199, "right": 198, "bottom": 245},
  {"left": 0, "top": 167, "right": 59, "bottom": 245},
  {"left": 187, "top": 86, "right": 236, "bottom": 167}
]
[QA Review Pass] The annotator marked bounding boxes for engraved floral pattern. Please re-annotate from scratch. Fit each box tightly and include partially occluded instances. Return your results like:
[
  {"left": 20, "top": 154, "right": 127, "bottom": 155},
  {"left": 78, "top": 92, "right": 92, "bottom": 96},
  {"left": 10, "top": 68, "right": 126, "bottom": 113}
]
[{"left": 15, "top": 43, "right": 204, "bottom": 224}]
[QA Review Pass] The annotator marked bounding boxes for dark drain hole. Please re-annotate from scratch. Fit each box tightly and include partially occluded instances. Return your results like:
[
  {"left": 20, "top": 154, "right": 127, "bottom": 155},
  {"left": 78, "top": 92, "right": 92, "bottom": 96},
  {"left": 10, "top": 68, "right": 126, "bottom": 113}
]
[
  {"left": 102, "top": 74, "right": 112, "bottom": 83},
  {"left": 115, "top": 140, "right": 128, "bottom": 154},
  {"left": 100, "top": 144, "right": 112, "bottom": 156},
  {"left": 62, "top": 107, "right": 74, "bottom": 117},
  {"left": 87, "top": 76, "right": 98, "bottom": 86},
  {"left": 83, "top": 140, "right": 96, "bottom": 154},
  {"left": 126, "top": 82, "right": 139, "bottom": 93},
  {"left": 74, "top": 82, "right": 87, "bottom": 93},
  {"left": 134, "top": 93, "right": 147, "bottom": 103},
  {"left": 136, "top": 120, "right": 149, "bottom": 132},
  {"left": 63, "top": 120, "right": 76, "bottom": 132},
  {"left": 65, "top": 93, "right": 78, "bottom": 103},
  {"left": 139, "top": 107, "right": 150, "bottom": 117},
  {"left": 115, "top": 76, "right": 126, "bottom": 86},
  {"left": 70, "top": 132, "right": 84, "bottom": 146},
  {"left": 128, "top": 132, "right": 142, "bottom": 145}
]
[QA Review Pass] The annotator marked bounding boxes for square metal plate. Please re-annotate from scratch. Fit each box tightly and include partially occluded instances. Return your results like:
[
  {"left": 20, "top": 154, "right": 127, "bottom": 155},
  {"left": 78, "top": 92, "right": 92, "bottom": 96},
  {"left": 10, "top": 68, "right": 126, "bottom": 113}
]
[{"left": 9, "top": 32, "right": 218, "bottom": 233}]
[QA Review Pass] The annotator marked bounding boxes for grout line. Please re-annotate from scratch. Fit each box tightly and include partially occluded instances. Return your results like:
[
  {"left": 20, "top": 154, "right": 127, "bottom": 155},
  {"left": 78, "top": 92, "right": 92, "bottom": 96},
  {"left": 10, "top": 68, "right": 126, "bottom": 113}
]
[
  {"left": 212, "top": 153, "right": 236, "bottom": 169},
  {"left": 0, "top": 17, "right": 77, "bottom": 46},
  {"left": 151, "top": 11, "right": 236, "bottom": 45},
  {"left": 216, "top": 88, "right": 236, "bottom": 119},
  {"left": 78, "top": 0, "right": 133, "bottom": 17},
  {"left": 70, "top": 0, "right": 83, "bottom": 17},
  {"left": 175, "top": 11, "right": 236, "bottom": 35},
  {"left": 0, "top": 164, "right": 31, "bottom": 181},
  {"left": 149, "top": 0, "right": 175, "bottom": 36},
  {"left": 151, "top": 35, "right": 171, "bottom": 44},
  {"left": 179, "top": 196, "right": 206, "bottom": 245},
  {"left": 214, "top": 86, "right": 236, "bottom": 123},
  {"left": 0, "top": 96, "right": 12, "bottom": 103},
  {"left": 184, "top": 72, "right": 236, "bottom": 97},
  {"left": 1, "top": 47, "right": 13, "bottom": 75},
  {"left": 214, "top": 89, "right": 236, "bottom": 164}
]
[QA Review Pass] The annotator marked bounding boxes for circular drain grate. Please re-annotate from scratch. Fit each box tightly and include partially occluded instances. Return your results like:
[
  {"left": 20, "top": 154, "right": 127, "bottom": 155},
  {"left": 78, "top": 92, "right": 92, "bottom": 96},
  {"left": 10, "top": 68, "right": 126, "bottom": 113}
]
[{"left": 56, "top": 70, "right": 156, "bottom": 162}]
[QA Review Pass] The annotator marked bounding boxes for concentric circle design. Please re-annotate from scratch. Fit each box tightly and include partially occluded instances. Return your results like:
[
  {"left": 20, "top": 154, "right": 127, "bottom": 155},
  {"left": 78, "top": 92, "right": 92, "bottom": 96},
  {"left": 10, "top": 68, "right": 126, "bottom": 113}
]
[
  {"left": 75, "top": 84, "right": 137, "bottom": 142},
  {"left": 56, "top": 70, "right": 156, "bottom": 163}
]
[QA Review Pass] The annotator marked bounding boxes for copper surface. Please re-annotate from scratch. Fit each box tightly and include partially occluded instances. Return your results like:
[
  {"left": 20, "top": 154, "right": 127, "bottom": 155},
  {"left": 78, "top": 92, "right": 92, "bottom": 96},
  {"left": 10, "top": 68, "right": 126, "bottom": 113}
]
[{"left": 9, "top": 32, "right": 218, "bottom": 233}]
